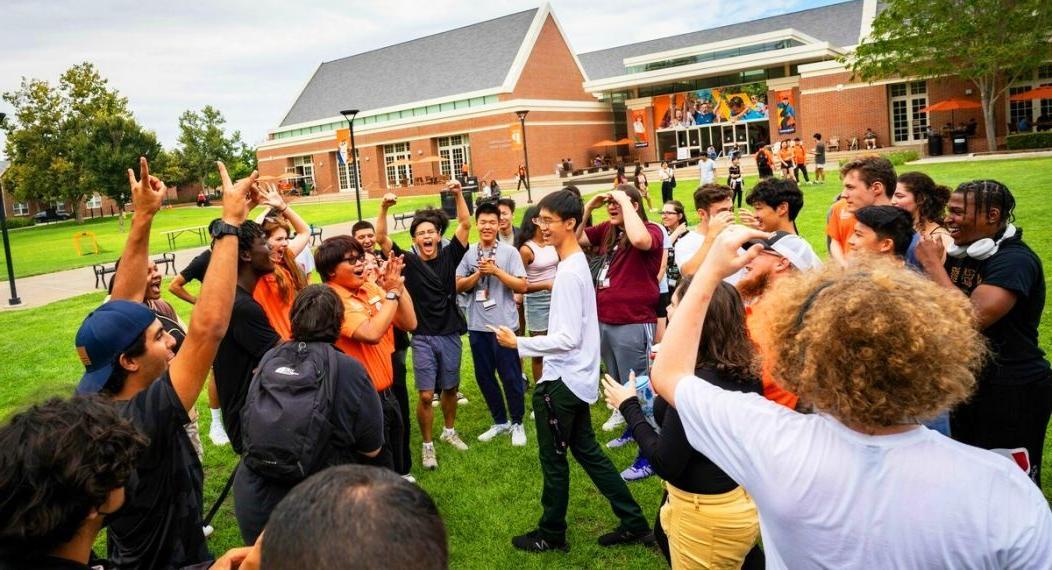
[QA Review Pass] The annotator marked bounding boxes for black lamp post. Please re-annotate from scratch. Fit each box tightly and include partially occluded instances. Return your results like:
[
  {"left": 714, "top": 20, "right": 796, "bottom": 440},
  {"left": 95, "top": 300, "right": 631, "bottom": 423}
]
[
  {"left": 0, "top": 113, "right": 21, "bottom": 306},
  {"left": 339, "top": 109, "right": 363, "bottom": 221},
  {"left": 515, "top": 110, "right": 532, "bottom": 203}
]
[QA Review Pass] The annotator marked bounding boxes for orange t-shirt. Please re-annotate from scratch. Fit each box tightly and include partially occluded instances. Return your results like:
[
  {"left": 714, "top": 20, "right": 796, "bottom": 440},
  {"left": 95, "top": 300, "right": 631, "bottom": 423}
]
[
  {"left": 253, "top": 264, "right": 296, "bottom": 340},
  {"left": 778, "top": 146, "right": 793, "bottom": 165},
  {"left": 793, "top": 144, "right": 806, "bottom": 164},
  {"left": 745, "top": 306, "right": 798, "bottom": 409},
  {"left": 330, "top": 282, "right": 394, "bottom": 392},
  {"left": 825, "top": 199, "right": 857, "bottom": 255}
]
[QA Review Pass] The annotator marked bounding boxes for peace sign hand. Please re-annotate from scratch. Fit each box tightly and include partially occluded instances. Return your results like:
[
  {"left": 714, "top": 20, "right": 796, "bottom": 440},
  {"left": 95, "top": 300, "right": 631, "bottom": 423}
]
[{"left": 127, "top": 157, "right": 166, "bottom": 217}]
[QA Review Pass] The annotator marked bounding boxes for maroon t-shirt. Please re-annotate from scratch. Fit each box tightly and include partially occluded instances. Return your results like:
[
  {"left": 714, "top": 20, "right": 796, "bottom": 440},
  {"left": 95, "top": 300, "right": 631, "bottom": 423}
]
[{"left": 585, "top": 221, "right": 663, "bottom": 325}]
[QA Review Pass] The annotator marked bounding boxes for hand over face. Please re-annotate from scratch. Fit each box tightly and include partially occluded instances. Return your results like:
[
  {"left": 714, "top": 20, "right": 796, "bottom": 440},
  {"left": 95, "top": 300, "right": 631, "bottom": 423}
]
[
  {"left": 586, "top": 193, "right": 608, "bottom": 210},
  {"left": 704, "top": 224, "right": 771, "bottom": 279},
  {"left": 737, "top": 208, "right": 760, "bottom": 230},
  {"left": 608, "top": 190, "right": 630, "bottom": 206},
  {"left": 707, "top": 210, "right": 735, "bottom": 238},
  {"left": 127, "top": 157, "right": 166, "bottom": 216}
]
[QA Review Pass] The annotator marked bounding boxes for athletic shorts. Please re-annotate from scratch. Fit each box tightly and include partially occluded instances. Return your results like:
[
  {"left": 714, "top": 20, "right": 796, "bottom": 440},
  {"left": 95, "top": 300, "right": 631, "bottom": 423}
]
[{"left": 411, "top": 334, "right": 462, "bottom": 393}]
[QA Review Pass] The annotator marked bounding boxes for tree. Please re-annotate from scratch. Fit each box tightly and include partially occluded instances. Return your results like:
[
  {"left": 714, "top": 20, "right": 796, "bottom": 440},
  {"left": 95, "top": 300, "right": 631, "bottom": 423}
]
[
  {"left": 1, "top": 62, "right": 157, "bottom": 222},
  {"left": 843, "top": 0, "right": 1052, "bottom": 152},
  {"left": 175, "top": 105, "right": 253, "bottom": 189}
]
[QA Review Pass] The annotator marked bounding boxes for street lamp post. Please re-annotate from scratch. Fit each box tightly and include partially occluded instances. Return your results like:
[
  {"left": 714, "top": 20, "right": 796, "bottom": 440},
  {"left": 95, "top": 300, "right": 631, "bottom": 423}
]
[
  {"left": 340, "top": 109, "right": 363, "bottom": 221},
  {"left": 0, "top": 113, "right": 22, "bottom": 306},
  {"left": 515, "top": 110, "right": 532, "bottom": 203}
]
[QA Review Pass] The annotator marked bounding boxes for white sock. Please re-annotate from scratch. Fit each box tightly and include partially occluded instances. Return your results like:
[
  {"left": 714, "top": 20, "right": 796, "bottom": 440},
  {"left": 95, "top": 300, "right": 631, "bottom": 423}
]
[
  {"left": 210, "top": 408, "right": 222, "bottom": 424},
  {"left": 443, "top": 427, "right": 456, "bottom": 437}
]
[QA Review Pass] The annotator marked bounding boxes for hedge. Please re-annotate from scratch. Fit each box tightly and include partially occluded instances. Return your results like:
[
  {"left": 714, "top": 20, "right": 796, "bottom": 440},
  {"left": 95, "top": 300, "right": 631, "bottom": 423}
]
[
  {"left": 3, "top": 217, "right": 35, "bottom": 229},
  {"left": 1005, "top": 132, "right": 1052, "bottom": 150}
]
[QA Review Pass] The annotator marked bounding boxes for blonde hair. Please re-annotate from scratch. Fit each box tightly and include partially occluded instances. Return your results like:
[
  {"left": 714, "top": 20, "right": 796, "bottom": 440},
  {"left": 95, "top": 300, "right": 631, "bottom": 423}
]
[{"left": 749, "top": 259, "right": 985, "bottom": 428}]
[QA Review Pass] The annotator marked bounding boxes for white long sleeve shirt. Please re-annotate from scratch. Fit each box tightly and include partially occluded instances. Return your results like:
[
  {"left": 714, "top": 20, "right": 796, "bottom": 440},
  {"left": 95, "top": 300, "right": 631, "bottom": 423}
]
[{"left": 516, "top": 251, "right": 601, "bottom": 403}]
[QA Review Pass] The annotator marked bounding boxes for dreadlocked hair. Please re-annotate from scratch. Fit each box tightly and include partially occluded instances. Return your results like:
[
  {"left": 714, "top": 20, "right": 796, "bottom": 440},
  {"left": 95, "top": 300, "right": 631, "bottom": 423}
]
[
  {"left": 261, "top": 216, "right": 309, "bottom": 302},
  {"left": 955, "top": 179, "right": 1016, "bottom": 226}
]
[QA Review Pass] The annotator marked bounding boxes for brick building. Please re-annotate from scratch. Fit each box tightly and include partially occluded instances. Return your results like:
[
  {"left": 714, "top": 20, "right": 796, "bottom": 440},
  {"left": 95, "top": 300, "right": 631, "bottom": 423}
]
[{"left": 260, "top": 0, "right": 1052, "bottom": 198}]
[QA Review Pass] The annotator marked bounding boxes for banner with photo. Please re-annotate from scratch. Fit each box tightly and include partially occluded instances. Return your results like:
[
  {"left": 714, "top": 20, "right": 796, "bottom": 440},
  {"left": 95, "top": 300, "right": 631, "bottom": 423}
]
[
  {"left": 775, "top": 90, "right": 797, "bottom": 134},
  {"left": 631, "top": 110, "right": 649, "bottom": 148},
  {"left": 654, "top": 83, "right": 769, "bottom": 129},
  {"left": 336, "top": 128, "right": 351, "bottom": 165}
]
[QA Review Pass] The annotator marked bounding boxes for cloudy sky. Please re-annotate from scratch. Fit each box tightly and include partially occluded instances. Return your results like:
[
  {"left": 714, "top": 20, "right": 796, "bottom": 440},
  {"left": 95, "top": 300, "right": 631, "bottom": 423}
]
[{"left": 1, "top": 0, "right": 837, "bottom": 152}]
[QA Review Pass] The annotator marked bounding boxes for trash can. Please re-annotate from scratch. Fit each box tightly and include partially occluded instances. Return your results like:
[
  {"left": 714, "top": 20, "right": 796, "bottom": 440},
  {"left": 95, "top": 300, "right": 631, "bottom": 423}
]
[
  {"left": 927, "top": 134, "right": 943, "bottom": 156},
  {"left": 440, "top": 189, "right": 474, "bottom": 218},
  {"left": 952, "top": 135, "right": 968, "bottom": 155}
]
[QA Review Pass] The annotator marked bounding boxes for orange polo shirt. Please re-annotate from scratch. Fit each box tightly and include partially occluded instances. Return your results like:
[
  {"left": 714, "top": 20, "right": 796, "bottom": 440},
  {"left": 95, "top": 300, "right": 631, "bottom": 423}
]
[
  {"left": 744, "top": 305, "right": 799, "bottom": 410},
  {"left": 825, "top": 199, "right": 857, "bottom": 256},
  {"left": 252, "top": 264, "right": 296, "bottom": 340},
  {"left": 330, "top": 281, "right": 394, "bottom": 392},
  {"left": 792, "top": 144, "right": 806, "bottom": 164}
]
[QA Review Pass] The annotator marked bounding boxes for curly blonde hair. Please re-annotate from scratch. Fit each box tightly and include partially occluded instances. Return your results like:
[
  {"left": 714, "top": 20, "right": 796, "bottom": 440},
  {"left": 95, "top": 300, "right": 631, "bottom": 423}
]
[{"left": 749, "top": 259, "right": 986, "bottom": 428}]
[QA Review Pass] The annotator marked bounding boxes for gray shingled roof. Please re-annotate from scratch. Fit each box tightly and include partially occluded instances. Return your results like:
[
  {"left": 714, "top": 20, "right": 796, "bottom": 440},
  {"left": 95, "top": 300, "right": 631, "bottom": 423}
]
[
  {"left": 280, "top": 9, "right": 538, "bottom": 127},
  {"left": 578, "top": 0, "right": 865, "bottom": 82}
]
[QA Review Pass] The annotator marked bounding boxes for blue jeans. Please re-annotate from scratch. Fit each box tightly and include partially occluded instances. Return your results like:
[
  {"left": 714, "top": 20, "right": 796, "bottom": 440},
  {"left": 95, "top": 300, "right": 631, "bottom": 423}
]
[{"left": 468, "top": 330, "right": 525, "bottom": 424}]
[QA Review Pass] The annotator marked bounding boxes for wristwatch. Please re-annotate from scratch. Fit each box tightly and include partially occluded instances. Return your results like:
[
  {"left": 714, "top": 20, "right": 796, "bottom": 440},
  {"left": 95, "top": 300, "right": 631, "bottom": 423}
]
[
  {"left": 385, "top": 290, "right": 401, "bottom": 301},
  {"left": 210, "top": 221, "right": 240, "bottom": 240}
]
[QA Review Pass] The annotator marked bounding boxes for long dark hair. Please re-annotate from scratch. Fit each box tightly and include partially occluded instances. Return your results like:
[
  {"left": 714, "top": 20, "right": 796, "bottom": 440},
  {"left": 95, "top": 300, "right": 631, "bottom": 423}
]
[
  {"left": 897, "top": 172, "right": 951, "bottom": 229},
  {"left": 673, "top": 277, "right": 759, "bottom": 382},
  {"left": 601, "top": 184, "right": 649, "bottom": 255},
  {"left": 516, "top": 205, "right": 541, "bottom": 249}
]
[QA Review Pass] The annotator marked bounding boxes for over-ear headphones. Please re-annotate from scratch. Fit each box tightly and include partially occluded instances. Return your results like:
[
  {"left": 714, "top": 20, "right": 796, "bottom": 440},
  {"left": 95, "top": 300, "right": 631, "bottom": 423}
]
[{"left": 946, "top": 223, "right": 1017, "bottom": 260}]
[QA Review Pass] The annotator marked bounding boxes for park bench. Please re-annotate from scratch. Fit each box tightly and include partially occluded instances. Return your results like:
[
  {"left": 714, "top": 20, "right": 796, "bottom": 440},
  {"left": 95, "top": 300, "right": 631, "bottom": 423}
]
[
  {"left": 91, "top": 251, "right": 175, "bottom": 290},
  {"left": 162, "top": 225, "right": 207, "bottom": 250},
  {"left": 393, "top": 211, "right": 417, "bottom": 230},
  {"left": 154, "top": 252, "right": 176, "bottom": 275},
  {"left": 310, "top": 225, "right": 323, "bottom": 245}
]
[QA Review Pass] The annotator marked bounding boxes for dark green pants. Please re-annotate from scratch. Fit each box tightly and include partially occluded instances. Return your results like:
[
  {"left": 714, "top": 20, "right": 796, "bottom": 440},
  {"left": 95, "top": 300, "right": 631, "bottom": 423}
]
[{"left": 533, "top": 379, "right": 649, "bottom": 541}]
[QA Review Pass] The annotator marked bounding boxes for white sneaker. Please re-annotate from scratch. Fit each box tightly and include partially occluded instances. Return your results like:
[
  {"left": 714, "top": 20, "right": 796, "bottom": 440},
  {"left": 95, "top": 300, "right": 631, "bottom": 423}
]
[
  {"left": 602, "top": 409, "right": 626, "bottom": 432},
  {"left": 478, "top": 423, "right": 511, "bottom": 442},
  {"left": 440, "top": 430, "right": 470, "bottom": 451},
  {"left": 422, "top": 444, "right": 438, "bottom": 470},
  {"left": 208, "top": 424, "right": 230, "bottom": 447},
  {"left": 431, "top": 393, "right": 440, "bottom": 408},
  {"left": 457, "top": 391, "right": 469, "bottom": 405},
  {"left": 511, "top": 423, "right": 527, "bottom": 447}
]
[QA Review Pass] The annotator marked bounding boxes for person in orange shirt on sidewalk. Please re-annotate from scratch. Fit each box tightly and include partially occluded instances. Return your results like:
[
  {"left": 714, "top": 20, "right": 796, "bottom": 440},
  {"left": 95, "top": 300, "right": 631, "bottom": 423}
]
[
  {"left": 253, "top": 184, "right": 311, "bottom": 339},
  {"left": 776, "top": 141, "right": 794, "bottom": 180},
  {"left": 318, "top": 235, "right": 418, "bottom": 475},
  {"left": 791, "top": 137, "right": 810, "bottom": 184}
]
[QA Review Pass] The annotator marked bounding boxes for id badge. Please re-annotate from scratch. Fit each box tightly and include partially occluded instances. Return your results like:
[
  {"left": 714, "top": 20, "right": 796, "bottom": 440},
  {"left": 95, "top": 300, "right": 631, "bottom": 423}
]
[
  {"left": 475, "top": 289, "right": 489, "bottom": 302},
  {"left": 482, "top": 299, "right": 497, "bottom": 310},
  {"left": 597, "top": 265, "right": 610, "bottom": 289}
]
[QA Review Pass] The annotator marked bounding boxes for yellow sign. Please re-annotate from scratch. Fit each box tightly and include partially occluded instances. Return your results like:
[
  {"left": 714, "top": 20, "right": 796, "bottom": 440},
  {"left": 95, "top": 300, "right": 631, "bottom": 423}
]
[{"left": 510, "top": 124, "right": 523, "bottom": 148}]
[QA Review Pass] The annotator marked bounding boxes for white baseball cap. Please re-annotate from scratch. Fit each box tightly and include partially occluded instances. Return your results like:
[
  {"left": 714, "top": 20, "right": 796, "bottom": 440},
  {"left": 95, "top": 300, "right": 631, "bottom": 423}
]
[{"left": 746, "top": 231, "right": 823, "bottom": 272}]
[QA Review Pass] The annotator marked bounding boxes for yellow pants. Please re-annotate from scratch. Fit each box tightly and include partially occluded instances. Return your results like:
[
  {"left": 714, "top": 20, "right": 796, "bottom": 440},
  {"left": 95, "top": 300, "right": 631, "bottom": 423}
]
[{"left": 659, "top": 483, "right": 760, "bottom": 570}]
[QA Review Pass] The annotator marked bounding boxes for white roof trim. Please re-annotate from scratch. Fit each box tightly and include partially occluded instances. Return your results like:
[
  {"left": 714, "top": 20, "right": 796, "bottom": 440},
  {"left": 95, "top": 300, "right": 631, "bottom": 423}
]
[
  {"left": 622, "top": 28, "right": 827, "bottom": 68},
  {"left": 501, "top": 3, "right": 550, "bottom": 92},
  {"left": 259, "top": 98, "right": 610, "bottom": 151},
  {"left": 584, "top": 43, "right": 844, "bottom": 93},
  {"left": 797, "top": 59, "right": 849, "bottom": 77},
  {"left": 858, "top": 0, "right": 878, "bottom": 44}
]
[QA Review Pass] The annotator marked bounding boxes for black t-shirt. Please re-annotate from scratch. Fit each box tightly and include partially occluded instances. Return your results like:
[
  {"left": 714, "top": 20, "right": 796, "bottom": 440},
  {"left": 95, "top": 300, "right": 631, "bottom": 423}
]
[
  {"left": 178, "top": 250, "right": 211, "bottom": 284},
  {"left": 109, "top": 376, "right": 209, "bottom": 570},
  {"left": 213, "top": 286, "right": 281, "bottom": 453},
  {"left": 619, "top": 367, "right": 762, "bottom": 495},
  {"left": 944, "top": 232, "right": 1049, "bottom": 385},
  {"left": 0, "top": 555, "right": 96, "bottom": 569},
  {"left": 392, "top": 238, "right": 468, "bottom": 336}
]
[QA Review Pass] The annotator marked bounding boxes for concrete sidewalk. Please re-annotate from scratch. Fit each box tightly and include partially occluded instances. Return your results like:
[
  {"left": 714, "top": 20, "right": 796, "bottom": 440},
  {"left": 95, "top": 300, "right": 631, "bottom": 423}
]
[{"left": 0, "top": 179, "right": 611, "bottom": 311}]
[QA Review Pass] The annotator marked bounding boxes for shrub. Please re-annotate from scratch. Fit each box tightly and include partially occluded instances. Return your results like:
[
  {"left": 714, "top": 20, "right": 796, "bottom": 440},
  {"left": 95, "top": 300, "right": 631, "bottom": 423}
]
[
  {"left": 1005, "top": 132, "right": 1052, "bottom": 150},
  {"left": 885, "top": 149, "right": 920, "bottom": 166},
  {"left": 4, "top": 217, "right": 35, "bottom": 229}
]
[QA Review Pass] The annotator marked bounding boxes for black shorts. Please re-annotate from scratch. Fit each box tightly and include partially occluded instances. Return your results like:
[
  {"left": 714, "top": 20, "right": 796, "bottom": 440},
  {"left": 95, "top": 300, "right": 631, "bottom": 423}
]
[{"left": 656, "top": 291, "right": 672, "bottom": 318}]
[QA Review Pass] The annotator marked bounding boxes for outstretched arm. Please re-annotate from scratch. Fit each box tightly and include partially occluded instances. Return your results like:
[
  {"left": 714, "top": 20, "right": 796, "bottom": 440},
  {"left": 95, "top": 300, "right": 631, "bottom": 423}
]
[
  {"left": 169, "top": 163, "right": 258, "bottom": 411},
  {"left": 375, "top": 193, "right": 396, "bottom": 255},
  {"left": 578, "top": 193, "right": 606, "bottom": 247},
  {"left": 111, "top": 157, "right": 166, "bottom": 301},
  {"left": 450, "top": 181, "right": 471, "bottom": 247},
  {"left": 258, "top": 184, "right": 311, "bottom": 257}
]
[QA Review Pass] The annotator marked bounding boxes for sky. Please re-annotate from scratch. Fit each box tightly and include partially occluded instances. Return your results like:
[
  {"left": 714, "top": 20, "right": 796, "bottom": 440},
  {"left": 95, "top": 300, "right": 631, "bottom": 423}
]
[{"left": 0, "top": 0, "right": 841, "bottom": 153}]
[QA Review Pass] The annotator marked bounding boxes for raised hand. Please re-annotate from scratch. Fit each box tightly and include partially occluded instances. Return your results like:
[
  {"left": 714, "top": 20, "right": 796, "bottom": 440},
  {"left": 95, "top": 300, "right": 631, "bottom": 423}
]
[
  {"left": 707, "top": 210, "right": 735, "bottom": 239},
  {"left": 737, "top": 208, "right": 760, "bottom": 230},
  {"left": 379, "top": 254, "right": 405, "bottom": 293},
  {"left": 446, "top": 180, "right": 463, "bottom": 194},
  {"left": 259, "top": 183, "right": 286, "bottom": 211},
  {"left": 217, "top": 162, "right": 259, "bottom": 225},
  {"left": 586, "top": 193, "right": 608, "bottom": 210},
  {"left": 703, "top": 224, "right": 771, "bottom": 279},
  {"left": 127, "top": 156, "right": 166, "bottom": 217},
  {"left": 381, "top": 192, "right": 398, "bottom": 208}
]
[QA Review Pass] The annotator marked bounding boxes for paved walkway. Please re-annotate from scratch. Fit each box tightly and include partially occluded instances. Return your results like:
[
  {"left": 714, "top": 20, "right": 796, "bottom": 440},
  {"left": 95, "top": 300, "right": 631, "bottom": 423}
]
[
  {"left": 908, "top": 149, "right": 1052, "bottom": 164},
  {"left": 0, "top": 179, "right": 612, "bottom": 311}
]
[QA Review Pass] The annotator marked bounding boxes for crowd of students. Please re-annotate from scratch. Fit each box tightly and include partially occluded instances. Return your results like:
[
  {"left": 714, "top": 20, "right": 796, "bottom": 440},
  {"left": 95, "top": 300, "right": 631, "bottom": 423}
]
[{"left": 1, "top": 150, "right": 1051, "bottom": 569}]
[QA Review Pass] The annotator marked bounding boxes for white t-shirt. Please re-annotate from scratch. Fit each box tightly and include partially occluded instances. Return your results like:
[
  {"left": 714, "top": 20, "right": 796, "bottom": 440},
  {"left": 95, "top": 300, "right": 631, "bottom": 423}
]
[
  {"left": 673, "top": 376, "right": 1052, "bottom": 569},
  {"left": 698, "top": 160, "right": 716, "bottom": 184},
  {"left": 673, "top": 230, "right": 704, "bottom": 266},
  {"left": 659, "top": 230, "right": 673, "bottom": 294}
]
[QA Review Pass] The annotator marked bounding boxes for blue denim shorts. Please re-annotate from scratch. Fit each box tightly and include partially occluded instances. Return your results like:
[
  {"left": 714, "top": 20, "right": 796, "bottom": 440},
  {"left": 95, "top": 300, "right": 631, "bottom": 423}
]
[{"left": 411, "top": 334, "right": 462, "bottom": 393}]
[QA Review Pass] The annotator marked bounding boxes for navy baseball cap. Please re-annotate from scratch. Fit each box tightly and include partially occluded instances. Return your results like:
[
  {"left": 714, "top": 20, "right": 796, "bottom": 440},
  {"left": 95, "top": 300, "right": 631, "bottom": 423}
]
[{"left": 75, "top": 300, "right": 157, "bottom": 394}]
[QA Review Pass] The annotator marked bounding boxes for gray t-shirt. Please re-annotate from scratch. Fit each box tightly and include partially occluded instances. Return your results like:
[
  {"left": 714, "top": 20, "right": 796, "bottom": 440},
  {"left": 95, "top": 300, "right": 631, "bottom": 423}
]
[{"left": 456, "top": 242, "right": 526, "bottom": 331}]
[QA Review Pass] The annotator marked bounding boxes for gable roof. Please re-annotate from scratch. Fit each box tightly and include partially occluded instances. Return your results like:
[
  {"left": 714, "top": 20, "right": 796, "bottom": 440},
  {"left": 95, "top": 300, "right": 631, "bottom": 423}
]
[
  {"left": 279, "top": 8, "right": 539, "bottom": 127},
  {"left": 577, "top": 0, "right": 865, "bottom": 82}
]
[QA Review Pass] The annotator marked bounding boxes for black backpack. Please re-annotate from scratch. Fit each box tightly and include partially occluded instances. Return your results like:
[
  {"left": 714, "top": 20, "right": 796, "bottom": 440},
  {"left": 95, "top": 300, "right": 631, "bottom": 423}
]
[{"left": 241, "top": 341, "right": 340, "bottom": 483}]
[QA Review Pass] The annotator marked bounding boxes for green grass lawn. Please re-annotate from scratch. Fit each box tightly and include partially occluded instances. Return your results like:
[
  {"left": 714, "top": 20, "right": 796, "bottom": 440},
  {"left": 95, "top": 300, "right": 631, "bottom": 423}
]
[
  {"left": 0, "top": 194, "right": 443, "bottom": 278},
  {"left": 0, "top": 156, "right": 1050, "bottom": 567}
]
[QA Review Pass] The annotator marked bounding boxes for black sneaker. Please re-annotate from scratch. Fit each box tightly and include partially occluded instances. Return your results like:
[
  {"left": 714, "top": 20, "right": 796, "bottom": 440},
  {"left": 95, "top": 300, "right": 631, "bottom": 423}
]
[
  {"left": 511, "top": 530, "right": 569, "bottom": 553},
  {"left": 597, "top": 527, "right": 655, "bottom": 547}
]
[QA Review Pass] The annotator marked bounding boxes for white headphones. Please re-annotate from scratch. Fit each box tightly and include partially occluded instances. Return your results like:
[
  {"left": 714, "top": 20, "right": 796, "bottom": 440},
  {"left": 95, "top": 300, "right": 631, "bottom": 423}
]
[{"left": 946, "top": 223, "right": 1017, "bottom": 260}]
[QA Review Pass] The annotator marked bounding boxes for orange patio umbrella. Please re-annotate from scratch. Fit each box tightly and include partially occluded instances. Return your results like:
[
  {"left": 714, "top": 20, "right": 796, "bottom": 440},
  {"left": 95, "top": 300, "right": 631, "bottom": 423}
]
[
  {"left": 921, "top": 98, "right": 982, "bottom": 128},
  {"left": 613, "top": 137, "right": 633, "bottom": 146},
  {"left": 592, "top": 139, "right": 619, "bottom": 148},
  {"left": 1009, "top": 85, "right": 1052, "bottom": 101}
]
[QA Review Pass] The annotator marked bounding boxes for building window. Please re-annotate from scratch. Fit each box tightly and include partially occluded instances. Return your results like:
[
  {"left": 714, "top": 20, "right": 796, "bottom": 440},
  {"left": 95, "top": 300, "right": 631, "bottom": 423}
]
[
  {"left": 384, "top": 142, "right": 413, "bottom": 187},
  {"left": 437, "top": 135, "right": 471, "bottom": 178},
  {"left": 12, "top": 202, "right": 28, "bottom": 216},
  {"left": 286, "top": 155, "right": 315, "bottom": 191},
  {"left": 889, "top": 81, "right": 928, "bottom": 144},
  {"left": 1008, "top": 67, "right": 1052, "bottom": 130},
  {"left": 54, "top": 201, "right": 67, "bottom": 214},
  {"left": 86, "top": 193, "right": 102, "bottom": 209},
  {"left": 337, "top": 159, "right": 359, "bottom": 192}
]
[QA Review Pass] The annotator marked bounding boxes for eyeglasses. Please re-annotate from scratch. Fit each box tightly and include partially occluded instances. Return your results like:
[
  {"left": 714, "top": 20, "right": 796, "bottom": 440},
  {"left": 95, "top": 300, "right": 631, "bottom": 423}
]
[
  {"left": 532, "top": 216, "right": 563, "bottom": 228},
  {"left": 342, "top": 255, "right": 364, "bottom": 265},
  {"left": 660, "top": 210, "right": 679, "bottom": 215}
]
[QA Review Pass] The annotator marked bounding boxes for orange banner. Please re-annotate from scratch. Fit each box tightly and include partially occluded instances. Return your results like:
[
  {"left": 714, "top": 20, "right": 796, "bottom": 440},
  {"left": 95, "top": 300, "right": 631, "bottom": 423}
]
[
  {"left": 510, "top": 124, "right": 523, "bottom": 148},
  {"left": 336, "top": 128, "right": 351, "bottom": 164},
  {"left": 631, "top": 110, "right": 649, "bottom": 148}
]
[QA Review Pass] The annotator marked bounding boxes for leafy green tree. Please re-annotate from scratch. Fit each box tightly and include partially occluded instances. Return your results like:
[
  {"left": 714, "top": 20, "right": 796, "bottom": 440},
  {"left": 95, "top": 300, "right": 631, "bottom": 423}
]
[
  {"left": 844, "top": 0, "right": 1052, "bottom": 152},
  {"left": 175, "top": 105, "right": 253, "bottom": 189},
  {"left": 79, "top": 115, "right": 163, "bottom": 206}
]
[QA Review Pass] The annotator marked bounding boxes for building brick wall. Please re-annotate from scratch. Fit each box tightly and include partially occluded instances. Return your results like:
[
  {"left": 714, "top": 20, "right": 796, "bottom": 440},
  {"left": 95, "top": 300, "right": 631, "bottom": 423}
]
[{"left": 509, "top": 15, "right": 595, "bottom": 102}]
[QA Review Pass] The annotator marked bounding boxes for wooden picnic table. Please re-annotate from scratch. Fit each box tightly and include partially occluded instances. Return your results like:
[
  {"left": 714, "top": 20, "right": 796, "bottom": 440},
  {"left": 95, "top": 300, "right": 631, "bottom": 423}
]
[{"left": 162, "top": 226, "right": 207, "bottom": 250}]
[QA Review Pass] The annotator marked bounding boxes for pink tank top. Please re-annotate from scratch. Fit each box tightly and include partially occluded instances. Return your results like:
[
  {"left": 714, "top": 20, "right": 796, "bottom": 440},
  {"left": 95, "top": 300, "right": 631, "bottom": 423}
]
[{"left": 525, "top": 241, "right": 558, "bottom": 283}]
